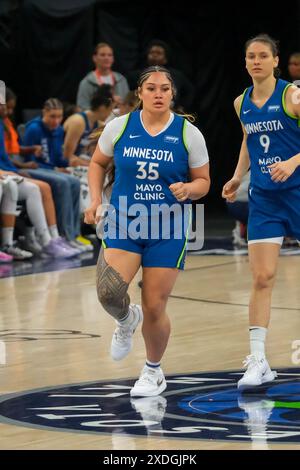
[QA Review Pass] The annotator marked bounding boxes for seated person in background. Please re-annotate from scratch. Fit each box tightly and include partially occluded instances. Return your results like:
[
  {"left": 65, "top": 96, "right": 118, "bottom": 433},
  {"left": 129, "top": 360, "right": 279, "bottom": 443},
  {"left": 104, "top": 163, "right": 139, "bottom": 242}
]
[
  {"left": 63, "top": 84, "right": 114, "bottom": 167},
  {"left": 0, "top": 171, "right": 79, "bottom": 260},
  {"left": 76, "top": 42, "right": 129, "bottom": 111},
  {"left": 0, "top": 171, "right": 77, "bottom": 260},
  {"left": 128, "top": 39, "right": 195, "bottom": 111},
  {"left": 287, "top": 52, "right": 300, "bottom": 83},
  {"left": 64, "top": 86, "right": 114, "bottom": 216},
  {"left": 21, "top": 98, "right": 86, "bottom": 250},
  {"left": 4, "top": 88, "right": 42, "bottom": 163},
  {"left": 0, "top": 101, "right": 78, "bottom": 256},
  {"left": 0, "top": 181, "right": 14, "bottom": 262}
]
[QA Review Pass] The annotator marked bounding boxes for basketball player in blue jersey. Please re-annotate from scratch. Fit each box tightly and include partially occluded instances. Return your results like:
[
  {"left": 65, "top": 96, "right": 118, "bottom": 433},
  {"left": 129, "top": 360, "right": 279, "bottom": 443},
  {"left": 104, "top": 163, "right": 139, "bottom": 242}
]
[
  {"left": 222, "top": 34, "right": 300, "bottom": 389},
  {"left": 85, "top": 66, "right": 210, "bottom": 397}
]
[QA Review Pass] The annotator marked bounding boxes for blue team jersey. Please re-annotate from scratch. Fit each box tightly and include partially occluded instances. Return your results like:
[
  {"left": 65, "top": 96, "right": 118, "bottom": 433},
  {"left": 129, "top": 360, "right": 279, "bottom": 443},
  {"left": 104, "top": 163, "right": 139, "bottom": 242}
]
[
  {"left": 74, "top": 112, "right": 97, "bottom": 156},
  {"left": 110, "top": 110, "right": 189, "bottom": 215},
  {"left": 240, "top": 79, "right": 300, "bottom": 191}
]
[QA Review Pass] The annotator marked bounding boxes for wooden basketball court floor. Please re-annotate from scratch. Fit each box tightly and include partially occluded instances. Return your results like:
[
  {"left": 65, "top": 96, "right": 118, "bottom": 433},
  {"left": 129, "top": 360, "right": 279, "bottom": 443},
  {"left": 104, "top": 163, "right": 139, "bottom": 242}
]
[{"left": 0, "top": 253, "right": 300, "bottom": 450}]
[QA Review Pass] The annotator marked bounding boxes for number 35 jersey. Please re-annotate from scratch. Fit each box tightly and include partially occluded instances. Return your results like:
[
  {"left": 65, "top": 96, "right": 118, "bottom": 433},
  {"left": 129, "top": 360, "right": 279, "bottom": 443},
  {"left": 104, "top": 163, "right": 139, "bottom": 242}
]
[
  {"left": 108, "top": 110, "right": 189, "bottom": 214},
  {"left": 240, "top": 79, "right": 300, "bottom": 191}
]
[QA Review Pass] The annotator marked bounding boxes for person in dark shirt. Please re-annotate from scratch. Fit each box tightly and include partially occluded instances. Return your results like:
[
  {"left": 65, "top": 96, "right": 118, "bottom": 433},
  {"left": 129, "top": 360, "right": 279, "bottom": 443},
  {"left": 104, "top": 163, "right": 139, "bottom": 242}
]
[{"left": 128, "top": 39, "right": 195, "bottom": 111}]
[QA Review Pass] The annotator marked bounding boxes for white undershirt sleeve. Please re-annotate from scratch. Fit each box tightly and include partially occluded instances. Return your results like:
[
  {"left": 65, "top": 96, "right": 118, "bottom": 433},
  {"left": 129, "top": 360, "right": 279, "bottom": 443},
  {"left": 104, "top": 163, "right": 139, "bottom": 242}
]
[
  {"left": 98, "top": 114, "right": 129, "bottom": 157},
  {"left": 185, "top": 121, "right": 209, "bottom": 168}
]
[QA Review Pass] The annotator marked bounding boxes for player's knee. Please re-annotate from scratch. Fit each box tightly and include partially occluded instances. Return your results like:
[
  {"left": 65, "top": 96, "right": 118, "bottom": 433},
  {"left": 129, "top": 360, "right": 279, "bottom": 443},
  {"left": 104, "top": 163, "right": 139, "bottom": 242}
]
[
  {"left": 96, "top": 249, "right": 130, "bottom": 319},
  {"left": 142, "top": 297, "right": 167, "bottom": 322},
  {"left": 97, "top": 279, "right": 124, "bottom": 308},
  {"left": 253, "top": 270, "right": 276, "bottom": 289},
  {"left": 97, "top": 276, "right": 130, "bottom": 319},
  {"left": 30, "top": 183, "right": 41, "bottom": 198},
  {"left": 2, "top": 179, "right": 18, "bottom": 202}
]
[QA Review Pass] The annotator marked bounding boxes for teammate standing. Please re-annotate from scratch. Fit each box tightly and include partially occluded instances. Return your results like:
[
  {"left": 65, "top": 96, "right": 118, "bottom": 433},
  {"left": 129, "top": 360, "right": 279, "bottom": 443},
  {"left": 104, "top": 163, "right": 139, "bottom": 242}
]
[
  {"left": 222, "top": 34, "right": 300, "bottom": 389},
  {"left": 85, "top": 66, "right": 210, "bottom": 397}
]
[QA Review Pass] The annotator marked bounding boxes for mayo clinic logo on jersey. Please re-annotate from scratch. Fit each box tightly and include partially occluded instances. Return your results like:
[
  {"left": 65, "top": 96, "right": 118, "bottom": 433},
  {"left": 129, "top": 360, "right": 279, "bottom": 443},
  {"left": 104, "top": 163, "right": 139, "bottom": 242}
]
[
  {"left": 164, "top": 135, "right": 179, "bottom": 144},
  {"left": 1, "top": 368, "right": 300, "bottom": 443},
  {"left": 258, "top": 156, "right": 282, "bottom": 174}
]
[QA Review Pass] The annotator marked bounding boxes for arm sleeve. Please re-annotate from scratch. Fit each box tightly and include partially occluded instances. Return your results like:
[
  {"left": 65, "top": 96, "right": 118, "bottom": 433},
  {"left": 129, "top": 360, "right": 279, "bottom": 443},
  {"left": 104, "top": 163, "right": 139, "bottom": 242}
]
[
  {"left": 98, "top": 114, "right": 129, "bottom": 157},
  {"left": 185, "top": 121, "right": 209, "bottom": 168}
]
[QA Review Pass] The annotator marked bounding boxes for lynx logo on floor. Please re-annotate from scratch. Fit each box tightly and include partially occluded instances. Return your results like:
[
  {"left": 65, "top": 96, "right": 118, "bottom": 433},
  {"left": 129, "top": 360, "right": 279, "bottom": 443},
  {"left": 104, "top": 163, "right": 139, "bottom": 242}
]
[{"left": 0, "top": 369, "right": 300, "bottom": 443}]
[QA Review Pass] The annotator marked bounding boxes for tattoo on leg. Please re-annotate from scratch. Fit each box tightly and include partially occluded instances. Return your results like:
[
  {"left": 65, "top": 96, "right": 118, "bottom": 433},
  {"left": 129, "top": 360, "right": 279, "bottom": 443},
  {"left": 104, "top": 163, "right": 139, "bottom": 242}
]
[{"left": 96, "top": 248, "right": 130, "bottom": 320}]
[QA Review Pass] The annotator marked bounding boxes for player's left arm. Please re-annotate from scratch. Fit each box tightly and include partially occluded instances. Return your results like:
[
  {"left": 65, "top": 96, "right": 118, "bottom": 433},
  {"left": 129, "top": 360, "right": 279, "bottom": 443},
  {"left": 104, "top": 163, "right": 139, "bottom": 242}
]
[
  {"left": 169, "top": 163, "right": 210, "bottom": 202},
  {"left": 268, "top": 85, "right": 300, "bottom": 183},
  {"left": 169, "top": 123, "right": 210, "bottom": 201}
]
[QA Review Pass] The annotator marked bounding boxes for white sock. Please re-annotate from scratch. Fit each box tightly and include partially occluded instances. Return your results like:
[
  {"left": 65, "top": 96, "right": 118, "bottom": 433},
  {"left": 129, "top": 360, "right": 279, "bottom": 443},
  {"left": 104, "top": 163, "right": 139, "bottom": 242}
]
[
  {"left": 249, "top": 326, "right": 267, "bottom": 357},
  {"left": 49, "top": 225, "right": 59, "bottom": 239},
  {"left": 146, "top": 360, "right": 161, "bottom": 370},
  {"left": 1, "top": 227, "right": 14, "bottom": 246}
]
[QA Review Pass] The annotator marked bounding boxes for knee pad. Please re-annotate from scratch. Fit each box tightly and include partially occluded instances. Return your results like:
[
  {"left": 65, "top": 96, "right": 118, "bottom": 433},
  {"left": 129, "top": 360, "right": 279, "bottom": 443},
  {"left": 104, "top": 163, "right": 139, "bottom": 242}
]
[
  {"left": 96, "top": 248, "right": 130, "bottom": 320},
  {"left": 2, "top": 178, "right": 18, "bottom": 202}
]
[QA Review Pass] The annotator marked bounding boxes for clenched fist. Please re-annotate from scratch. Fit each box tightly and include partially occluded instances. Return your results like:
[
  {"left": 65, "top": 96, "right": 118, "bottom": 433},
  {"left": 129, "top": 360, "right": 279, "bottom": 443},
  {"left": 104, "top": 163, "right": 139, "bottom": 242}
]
[{"left": 169, "top": 182, "right": 191, "bottom": 202}]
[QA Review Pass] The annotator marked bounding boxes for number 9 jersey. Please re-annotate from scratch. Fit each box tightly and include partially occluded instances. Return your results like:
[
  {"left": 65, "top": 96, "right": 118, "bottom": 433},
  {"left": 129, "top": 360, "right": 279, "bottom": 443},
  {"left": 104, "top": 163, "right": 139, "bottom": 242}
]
[{"left": 240, "top": 78, "right": 300, "bottom": 191}]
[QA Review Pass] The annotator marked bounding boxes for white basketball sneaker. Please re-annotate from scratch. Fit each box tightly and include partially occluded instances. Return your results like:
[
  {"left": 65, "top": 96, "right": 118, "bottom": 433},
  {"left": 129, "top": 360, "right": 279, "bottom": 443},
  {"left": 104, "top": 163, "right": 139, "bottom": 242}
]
[
  {"left": 110, "top": 304, "right": 143, "bottom": 361},
  {"left": 130, "top": 366, "right": 167, "bottom": 397},
  {"left": 238, "top": 354, "right": 277, "bottom": 390}
]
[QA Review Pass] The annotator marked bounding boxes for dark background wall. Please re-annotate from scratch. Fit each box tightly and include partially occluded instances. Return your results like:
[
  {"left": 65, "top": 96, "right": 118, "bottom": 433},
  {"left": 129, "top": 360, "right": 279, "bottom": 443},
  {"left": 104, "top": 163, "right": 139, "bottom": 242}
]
[{"left": 1, "top": 0, "right": 300, "bottom": 210}]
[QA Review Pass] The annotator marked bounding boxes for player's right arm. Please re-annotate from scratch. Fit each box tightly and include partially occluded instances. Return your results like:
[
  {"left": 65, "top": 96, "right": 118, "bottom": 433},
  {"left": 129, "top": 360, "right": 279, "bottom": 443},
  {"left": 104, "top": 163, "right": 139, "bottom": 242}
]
[
  {"left": 222, "top": 95, "right": 250, "bottom": 203},
  {"left": 84, "top": 144, "right": 112, "bottom": 224}
]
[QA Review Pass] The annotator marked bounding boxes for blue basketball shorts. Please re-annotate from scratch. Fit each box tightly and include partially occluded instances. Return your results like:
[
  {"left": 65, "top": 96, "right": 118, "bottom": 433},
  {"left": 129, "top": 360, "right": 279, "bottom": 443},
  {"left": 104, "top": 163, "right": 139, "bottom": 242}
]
[
  {"left": 101, "top": 212, "right": 190, "bottom": 270},
  {"left": 248, "top": 185, "right": 300, "bottom": 243}
]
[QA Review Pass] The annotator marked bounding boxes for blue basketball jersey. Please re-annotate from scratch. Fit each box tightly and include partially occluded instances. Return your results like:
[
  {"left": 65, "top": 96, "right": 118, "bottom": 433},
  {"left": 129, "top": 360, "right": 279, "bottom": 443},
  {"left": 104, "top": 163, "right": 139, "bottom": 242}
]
[
  {"left": 110, "top": 111, "right": 189, "bottom": 215},
  {"left": 74, "top": 112, "right": 97, "bottom": 156},
  {"left": 240, "top": 79, "right": 300, "bottom": 190}
]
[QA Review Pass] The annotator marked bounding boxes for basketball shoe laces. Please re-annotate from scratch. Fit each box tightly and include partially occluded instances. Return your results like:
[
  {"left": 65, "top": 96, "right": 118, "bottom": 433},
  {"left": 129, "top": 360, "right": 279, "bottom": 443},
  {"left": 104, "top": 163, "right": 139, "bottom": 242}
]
[
  {"left": 242, "top": 354, "right": 264, "bottom": 370},
  {"left": 137, "top": 368, "right": 162, "bottom": 387},
  {"left": 114, "top": 323, "right": 135, "bottom": 345}
]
